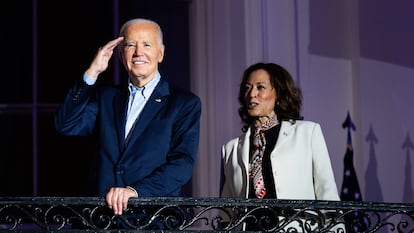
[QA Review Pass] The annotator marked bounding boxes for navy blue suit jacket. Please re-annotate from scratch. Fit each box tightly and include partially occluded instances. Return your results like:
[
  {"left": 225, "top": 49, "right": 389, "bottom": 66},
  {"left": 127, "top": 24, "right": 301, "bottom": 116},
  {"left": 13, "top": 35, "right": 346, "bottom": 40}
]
[{"left": 55, "top": 78, "right": 201, "bottom": 197}]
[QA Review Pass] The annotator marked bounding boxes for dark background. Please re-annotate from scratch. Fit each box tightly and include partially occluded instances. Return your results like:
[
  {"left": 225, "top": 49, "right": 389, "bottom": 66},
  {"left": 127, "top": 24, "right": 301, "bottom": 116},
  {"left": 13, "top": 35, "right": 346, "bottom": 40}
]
[{"left": 0, "top": 0, "right": 191, "bottom": 197}]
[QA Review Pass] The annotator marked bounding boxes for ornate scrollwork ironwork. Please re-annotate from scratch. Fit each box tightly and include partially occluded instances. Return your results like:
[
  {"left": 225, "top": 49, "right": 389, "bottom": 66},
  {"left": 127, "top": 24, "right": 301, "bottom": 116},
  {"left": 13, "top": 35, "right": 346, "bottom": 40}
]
[{"left": 0, "top": 197, "right": 413, "bottom": 232}]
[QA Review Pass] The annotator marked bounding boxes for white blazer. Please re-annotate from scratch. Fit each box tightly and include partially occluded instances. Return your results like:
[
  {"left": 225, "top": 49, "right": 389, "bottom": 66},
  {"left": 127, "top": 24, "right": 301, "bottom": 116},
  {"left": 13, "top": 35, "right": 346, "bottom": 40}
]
[{"left": 221, "top": 120, "right": 340, "bottom": 201}]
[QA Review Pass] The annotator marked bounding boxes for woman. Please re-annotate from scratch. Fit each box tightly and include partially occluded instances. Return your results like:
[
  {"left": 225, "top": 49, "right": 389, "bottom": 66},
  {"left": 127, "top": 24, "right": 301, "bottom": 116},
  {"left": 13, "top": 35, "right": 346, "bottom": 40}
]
[{"left": 220, "top": 62, "right": 340, "bottom": 230}]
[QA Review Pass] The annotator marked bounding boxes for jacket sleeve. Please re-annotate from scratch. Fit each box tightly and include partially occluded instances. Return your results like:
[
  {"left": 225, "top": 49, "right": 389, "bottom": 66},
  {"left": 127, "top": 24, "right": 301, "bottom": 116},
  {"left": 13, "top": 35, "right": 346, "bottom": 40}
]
[
  {"left": 54, "top": 79, "right": 98, "bottom": 136},
  {"left": 311, "top": 123, "right": 340, "bottom": 201}
]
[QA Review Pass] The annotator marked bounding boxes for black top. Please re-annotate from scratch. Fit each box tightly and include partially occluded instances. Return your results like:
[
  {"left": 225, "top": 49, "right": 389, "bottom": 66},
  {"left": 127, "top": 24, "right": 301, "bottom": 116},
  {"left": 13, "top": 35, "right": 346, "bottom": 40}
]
[{"left": 249, "top": 124, "right": 281, "bottom": 199}]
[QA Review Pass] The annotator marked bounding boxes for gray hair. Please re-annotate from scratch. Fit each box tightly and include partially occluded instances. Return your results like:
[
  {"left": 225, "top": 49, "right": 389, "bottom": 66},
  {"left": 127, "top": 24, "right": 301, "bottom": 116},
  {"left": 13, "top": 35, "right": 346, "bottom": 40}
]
[{"left": 119, "top": 18, "right": 164, "bottom": 46}]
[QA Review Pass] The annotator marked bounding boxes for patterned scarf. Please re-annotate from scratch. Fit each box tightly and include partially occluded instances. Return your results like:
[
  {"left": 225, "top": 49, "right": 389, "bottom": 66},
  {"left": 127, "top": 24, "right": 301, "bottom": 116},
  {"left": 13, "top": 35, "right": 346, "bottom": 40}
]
[{"left": 249, "top": 114, "right": 279, "bottom": 198}]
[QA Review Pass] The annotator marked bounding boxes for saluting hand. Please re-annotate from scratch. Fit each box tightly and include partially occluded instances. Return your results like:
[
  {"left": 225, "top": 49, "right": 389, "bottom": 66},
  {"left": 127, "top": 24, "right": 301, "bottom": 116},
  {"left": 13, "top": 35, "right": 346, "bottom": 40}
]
[{"left": 85, "top": 36, "right": 124, "bottom": 79}]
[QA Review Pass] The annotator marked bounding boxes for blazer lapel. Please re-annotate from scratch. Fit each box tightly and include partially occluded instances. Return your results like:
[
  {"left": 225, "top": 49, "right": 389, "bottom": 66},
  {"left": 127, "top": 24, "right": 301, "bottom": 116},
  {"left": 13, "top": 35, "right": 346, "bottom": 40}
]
[
  {"left": 114, "top": 90, "right": 129, "bottom": 150},
  {"left": 238, "top": 128, "right": 251, "bottom": 197},
  {"left": 125, "top": 80, "right": 170, "bottom": 147},
  {"left": 239, "top": 128, "right": 251, "bottom": 167},
  {"left": 275, "top": 120, "right": 296, "bottom": 149}
]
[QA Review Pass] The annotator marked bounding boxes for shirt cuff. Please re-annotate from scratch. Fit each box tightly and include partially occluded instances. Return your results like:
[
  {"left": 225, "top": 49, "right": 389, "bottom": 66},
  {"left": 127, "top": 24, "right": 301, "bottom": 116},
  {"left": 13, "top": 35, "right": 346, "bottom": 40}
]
[
  {"left": 83, "top": 72, "right": 97, "bottom": 85},
  {"left": 126, "top": 186, "right": 139, "bottom": 197}
]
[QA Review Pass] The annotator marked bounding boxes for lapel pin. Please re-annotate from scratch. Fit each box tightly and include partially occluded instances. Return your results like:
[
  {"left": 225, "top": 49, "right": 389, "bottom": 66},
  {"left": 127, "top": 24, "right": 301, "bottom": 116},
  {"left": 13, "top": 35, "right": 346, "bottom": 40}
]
[{"left": 155, "top": 98, "right": 162, "bottom": 103}]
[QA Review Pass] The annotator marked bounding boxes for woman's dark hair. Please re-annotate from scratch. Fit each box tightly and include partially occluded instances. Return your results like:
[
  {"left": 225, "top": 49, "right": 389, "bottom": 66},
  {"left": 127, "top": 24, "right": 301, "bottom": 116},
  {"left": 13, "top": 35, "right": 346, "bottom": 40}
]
[{"left": 238, "top": 62, "right": 303, "bottom": 132}]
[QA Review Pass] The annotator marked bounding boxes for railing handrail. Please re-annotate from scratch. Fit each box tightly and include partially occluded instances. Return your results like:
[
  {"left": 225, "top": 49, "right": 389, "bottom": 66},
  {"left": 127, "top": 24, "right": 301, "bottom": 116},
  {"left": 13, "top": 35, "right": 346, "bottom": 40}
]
[{"left": 1, "top": 197, "right": 413, "bottom": 232}]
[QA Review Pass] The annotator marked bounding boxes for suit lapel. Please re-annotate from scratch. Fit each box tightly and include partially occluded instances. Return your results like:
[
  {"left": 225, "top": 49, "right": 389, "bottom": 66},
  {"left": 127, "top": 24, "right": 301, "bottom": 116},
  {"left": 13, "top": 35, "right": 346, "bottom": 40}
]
[
  {"left": 275, "top": 120, "right": 296, "bottom": 149},
  {"left": 239, "top": 128, "right": 251, "bottom": 167},
  {"left": 238, "top": 121, "right": 296, "bottom": 197},
  {"left": 114, "top": 90, "right": 129, "bottom": 150},
  {"left": 240, "top": 121, "right": 295, "bottom": 164},
  {"left": 239, "top": 128, "right": 251, "bottom": 197},
  {"left": 125, "top": 80, "right": 170, "bottom": 148}
]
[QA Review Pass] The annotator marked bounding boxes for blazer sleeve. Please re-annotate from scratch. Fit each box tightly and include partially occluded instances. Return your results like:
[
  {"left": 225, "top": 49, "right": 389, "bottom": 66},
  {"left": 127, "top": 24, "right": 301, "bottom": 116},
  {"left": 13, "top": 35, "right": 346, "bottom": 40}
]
[
  {"left": 54, "top": 79, "right": 98, "bottom": 136},
  {"left": 311, "top": 123, "right": 340, "bottom": 201}
]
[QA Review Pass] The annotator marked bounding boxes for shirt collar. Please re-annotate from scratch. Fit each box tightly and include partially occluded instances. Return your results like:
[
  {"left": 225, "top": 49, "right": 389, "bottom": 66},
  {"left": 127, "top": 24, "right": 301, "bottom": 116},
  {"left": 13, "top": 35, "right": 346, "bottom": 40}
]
[{"left": 128, "top": 71, "right": 161, "bottom": 98}]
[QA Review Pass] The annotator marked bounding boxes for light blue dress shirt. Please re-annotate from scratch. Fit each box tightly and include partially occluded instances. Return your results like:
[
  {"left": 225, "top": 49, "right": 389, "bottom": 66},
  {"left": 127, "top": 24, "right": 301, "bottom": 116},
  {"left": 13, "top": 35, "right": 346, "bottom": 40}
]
[{"left": 83, "top": 72, "right": 161, "bottom": 139}]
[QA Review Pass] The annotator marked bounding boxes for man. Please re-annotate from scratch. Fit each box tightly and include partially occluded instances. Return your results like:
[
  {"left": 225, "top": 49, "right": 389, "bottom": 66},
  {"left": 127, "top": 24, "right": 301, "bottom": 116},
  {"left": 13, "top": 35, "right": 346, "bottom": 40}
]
[{"left": 55, "top": 18, "right": 201, "bottom": 217}]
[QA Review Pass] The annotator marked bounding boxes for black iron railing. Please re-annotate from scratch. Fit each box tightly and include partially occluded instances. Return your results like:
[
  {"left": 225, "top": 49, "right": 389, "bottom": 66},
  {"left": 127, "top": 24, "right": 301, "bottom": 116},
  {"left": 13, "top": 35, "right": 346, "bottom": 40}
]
[{"left": 0, "top": 197, "right": 413, "bottom": 232}]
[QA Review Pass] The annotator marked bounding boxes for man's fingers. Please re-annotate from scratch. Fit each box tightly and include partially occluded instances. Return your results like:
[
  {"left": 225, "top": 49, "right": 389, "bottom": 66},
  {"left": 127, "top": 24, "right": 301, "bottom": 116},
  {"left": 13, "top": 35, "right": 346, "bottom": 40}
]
[
  {"left": 103, "top": 37, "right": 124, "bottom": 51},
  {"left": 106, "top": 187, "right": 132, "bottom": 215}
]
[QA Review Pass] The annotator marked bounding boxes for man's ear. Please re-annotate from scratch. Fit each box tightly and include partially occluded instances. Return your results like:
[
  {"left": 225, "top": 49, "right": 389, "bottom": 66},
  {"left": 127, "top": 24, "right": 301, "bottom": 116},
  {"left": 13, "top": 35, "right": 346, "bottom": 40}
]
[{"left": 158, "top": 45, "right": 165, "bottom": 63}]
